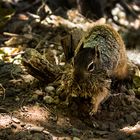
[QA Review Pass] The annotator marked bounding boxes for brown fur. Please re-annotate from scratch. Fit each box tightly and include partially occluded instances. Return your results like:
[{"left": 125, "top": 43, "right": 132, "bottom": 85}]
[{"left": 73, "top": 24, "right": 128, "bottom": 114}]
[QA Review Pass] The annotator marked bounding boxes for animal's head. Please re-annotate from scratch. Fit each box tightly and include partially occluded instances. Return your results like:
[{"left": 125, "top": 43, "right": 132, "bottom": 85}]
[{"left": 72, "top": 45, "right": 100, "bottom": 82}]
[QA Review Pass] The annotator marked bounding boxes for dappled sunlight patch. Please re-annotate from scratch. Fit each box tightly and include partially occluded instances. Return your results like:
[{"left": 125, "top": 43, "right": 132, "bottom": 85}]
[
  {"left": 18, "top": 105, "right": 50, "bottom": 125},
  {"left": 127, "top": 50, "right": 140, "bottom": 66},
  {"left": 0, "top": 47, "right": 23, "bottom": 63},
  {"left": 0, "top": 115, "right": 12, "bottom": 129},
  {"left": 56, "top": 116, "right": 71, "bottom": 127},
  {"left": 120, "top": 122, "right": 140, "bottom": 134}
]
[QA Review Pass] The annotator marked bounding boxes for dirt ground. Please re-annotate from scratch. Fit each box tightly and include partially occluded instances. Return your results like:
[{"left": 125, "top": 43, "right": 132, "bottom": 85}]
[
  {"left": 0, "top": 62, "right": 140, "bottom": 140},
  {"left": 0, "top": 1, "right": 140, "bottom": 140}
]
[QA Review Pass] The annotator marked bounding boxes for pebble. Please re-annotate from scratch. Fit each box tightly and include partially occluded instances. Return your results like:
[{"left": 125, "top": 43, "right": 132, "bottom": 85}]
[
  {"left": 57, "top": 137, "right": 71, "bottom": 140},
  {"left": 94, "top": 130, "right": 109, "bottom": 136},
  {"left": 73, "top": 137, "right": 80, "bottom": 140},
  {"left": 43, "top": 95, "right": 54, "bottom": 104},
  {"left": 58, "top": 45, "right": 63, "bottom": 51},
  {"left": 29, "top": 126, "right": 44, "bottom": 132},
  {"left": 118, "top": 11, "right": 126, "bottom": 19},
  {"left": 45, "top": 86, "right": 55, "bottom": 93},
  {"left": 20, "top": 123, "right": 26, "bottom": 127},
  {"left": 34, "top": 90, "right": 44, "bottom": 96},
  {"left": 15, "top": 96, "right": 20, "bottom": 101},
  {"left": 111, "top": 7, "right": 119, "bottom": 16},
  {"left": 11, "top": 124, "right": 17, "bottom": 129},
  {"left": 12, "top": 117, "right": 20, "bottom": 124},
  {"left": 59, "top": 62, "right": 65, "bottom": 66}
]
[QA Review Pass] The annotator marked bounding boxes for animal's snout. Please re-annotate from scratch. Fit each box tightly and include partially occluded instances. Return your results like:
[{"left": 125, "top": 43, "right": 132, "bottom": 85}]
[{"left": 73, "top": 69, "right": 87, "bottom": 82}]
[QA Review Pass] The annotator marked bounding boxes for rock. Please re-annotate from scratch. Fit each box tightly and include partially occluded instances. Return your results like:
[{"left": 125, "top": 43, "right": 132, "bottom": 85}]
[
  {"left": 0, "top": 108, "right": 9, "bottom": 113},
  {"left": 29, "top": 126, "right": 44, "bottom": 132},
  {"left": 112, "top": 7, "right": 119, "bottom": 16},
  {"left": 118, "top": 11, "right": 126, "bottom": 19},
  {"left": 34, "top": 90, "right": 44, "bottom": 96},
  {"left": 73, "top": 137, "right": 80, "bottom": 140},
  {"left": 11, "top": 124, "right": 17, "bottom": 129},
  {"left": 12, "top": 117, "right": 20, "bottom": 124},
  {"left": 15, "top": 96, "right": 20, "bottom": 101},
  {"left": 94, "top": 130, "right": 109, "bottom": 136},
  {"left": 57, "top": 137, "right": 71, "bottom": 140},
  {"left": 43, "top": 96, "right": 54, "bottom": 104},
  {"left": 45, "top": 86, "right": 55, "bottom": 93},
  {"left": 20, "top": 123, "right": 26, "bottom": 127}
]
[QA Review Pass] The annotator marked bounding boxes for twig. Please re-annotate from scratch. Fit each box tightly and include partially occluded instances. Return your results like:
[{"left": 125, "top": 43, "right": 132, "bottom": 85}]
[
  {"left": 3, "top": 32, "right": 21, "bottom": 37},
  {"left": 3, "top": 32, "right": 34, "bottom": 40},
  {"left": 8, "top": 51, "right": 25, "bottom": 58}
]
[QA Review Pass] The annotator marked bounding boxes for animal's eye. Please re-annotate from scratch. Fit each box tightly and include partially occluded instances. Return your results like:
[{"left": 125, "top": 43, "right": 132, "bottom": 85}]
[{"left": 87, "top": 61, "right": 95, "bottom": 72}]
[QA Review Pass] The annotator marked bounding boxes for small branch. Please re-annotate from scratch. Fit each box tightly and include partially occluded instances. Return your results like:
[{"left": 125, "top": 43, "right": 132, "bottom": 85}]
[{"left": 22, "top": 48, "right": 62, "bottom": 83}]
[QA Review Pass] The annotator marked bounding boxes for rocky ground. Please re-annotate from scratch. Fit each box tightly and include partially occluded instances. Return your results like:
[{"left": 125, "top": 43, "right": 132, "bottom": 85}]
[{"left": 0, "top": 61, "right": 140, "bottom": 140}]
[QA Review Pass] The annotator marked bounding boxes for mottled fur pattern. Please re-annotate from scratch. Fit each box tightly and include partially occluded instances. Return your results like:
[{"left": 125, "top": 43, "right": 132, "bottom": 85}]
[{"left": 61, "top": 24, "right": 128, "bottom": 115}]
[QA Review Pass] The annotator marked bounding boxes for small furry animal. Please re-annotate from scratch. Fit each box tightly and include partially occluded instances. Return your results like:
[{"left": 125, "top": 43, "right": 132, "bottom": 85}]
[{"left": 72, "top": 24, "right": 128, "bottom": 115}]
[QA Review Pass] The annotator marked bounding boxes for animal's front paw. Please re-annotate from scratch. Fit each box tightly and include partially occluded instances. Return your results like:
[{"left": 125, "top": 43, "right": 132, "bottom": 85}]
[{"left": 89, "top": 108, "right": 97, "bottom": 116}]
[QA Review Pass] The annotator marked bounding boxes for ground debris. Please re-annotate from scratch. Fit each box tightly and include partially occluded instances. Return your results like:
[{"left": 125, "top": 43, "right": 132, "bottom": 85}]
[{"left": 0, "top": 1, "right": 140, "bottom": 139}]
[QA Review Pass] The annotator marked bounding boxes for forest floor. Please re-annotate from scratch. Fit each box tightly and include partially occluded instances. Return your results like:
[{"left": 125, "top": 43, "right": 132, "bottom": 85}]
[{"left": 0, "top": 1, "right": 140, "bottom": 140}]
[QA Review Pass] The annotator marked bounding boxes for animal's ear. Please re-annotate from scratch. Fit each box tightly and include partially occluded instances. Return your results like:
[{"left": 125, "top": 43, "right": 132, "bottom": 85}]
[
  {"left": 79, "top": 42, "right": 84, "bottom": 51},
  {"left": 75, "top": 42, "right": 84, "bottom": 55}
]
